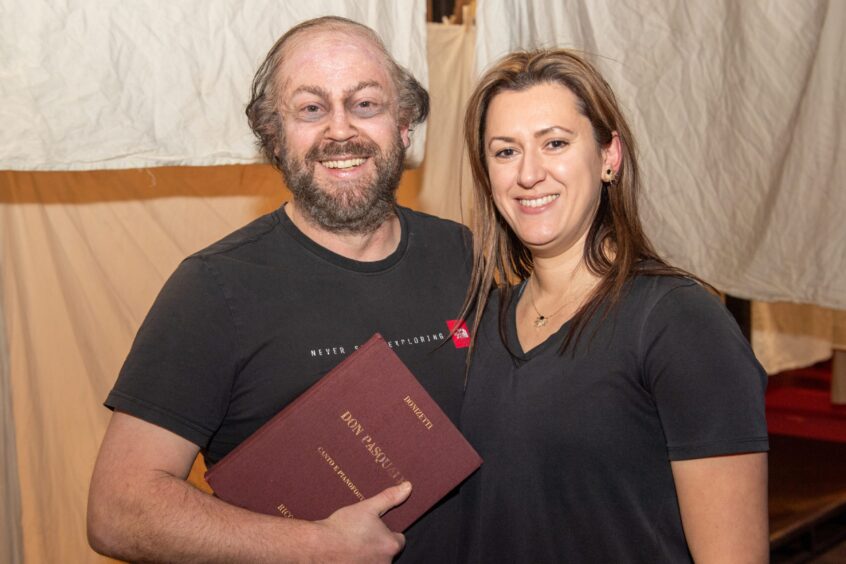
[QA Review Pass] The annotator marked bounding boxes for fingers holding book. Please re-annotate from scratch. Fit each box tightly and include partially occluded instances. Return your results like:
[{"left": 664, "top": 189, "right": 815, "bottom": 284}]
[{"left": 316, "top": 482, "right": 412, "bottom": 562}]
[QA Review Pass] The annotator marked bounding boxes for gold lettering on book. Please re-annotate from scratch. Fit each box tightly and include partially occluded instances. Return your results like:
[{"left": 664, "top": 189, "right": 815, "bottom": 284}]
[
  {"left": 275, "top": 503, "right": 294, "bottom": 518},
  {"left": 360, "top": 434, "right": 406, "bottom": 484},
  {"left": 403, "top": 395, "right": 434, "bottom": 430},
  {"left": 340, "top": 410, "right": 365, "bottom": 436},
  {"left": 317, "top": 446, "right": 365, "bottom": 501},
  {"left": 336, "top": 411, "right": 407, "bottom": 485}
]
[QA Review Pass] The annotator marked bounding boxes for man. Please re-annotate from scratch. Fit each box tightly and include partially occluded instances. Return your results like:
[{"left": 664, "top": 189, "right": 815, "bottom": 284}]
[{"left": 87, "top": 16, "right": 471, "bottom": 563}]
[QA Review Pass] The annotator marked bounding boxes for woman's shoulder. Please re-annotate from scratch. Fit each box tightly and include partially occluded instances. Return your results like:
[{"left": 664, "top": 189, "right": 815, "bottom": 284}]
[
  {"left": 624, "top": 273, "right": 741, "bottom": 340},
  {"left": 621, "top": 273, "right": 724, "bottom": 323},
  {"left": 631, "top": 272, "right": 703, "bottom": 293},
  {"left": 627, "top": 271, "right": 704, "bottom": 298}
]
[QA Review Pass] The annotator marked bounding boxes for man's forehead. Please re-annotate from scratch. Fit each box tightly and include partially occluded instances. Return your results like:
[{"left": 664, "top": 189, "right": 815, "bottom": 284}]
[{"left": 276, "top": 29, "right": 394, "bottom": 96}]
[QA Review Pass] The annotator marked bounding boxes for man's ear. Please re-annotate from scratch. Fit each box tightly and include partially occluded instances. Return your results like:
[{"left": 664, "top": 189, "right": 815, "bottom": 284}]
[{"left": 400, "top": 125, "right": 411, "bottom": 148}]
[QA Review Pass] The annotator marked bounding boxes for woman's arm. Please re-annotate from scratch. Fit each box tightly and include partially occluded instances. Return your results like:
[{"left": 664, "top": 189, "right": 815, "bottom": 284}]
[{"left": 671, "top": 452, "right": 768, "bottom": 563}]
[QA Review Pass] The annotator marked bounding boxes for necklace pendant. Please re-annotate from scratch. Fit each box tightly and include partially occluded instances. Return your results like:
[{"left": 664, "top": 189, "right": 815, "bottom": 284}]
[{"left": 534, "top": 315, "right": 548, "bottom": 328}]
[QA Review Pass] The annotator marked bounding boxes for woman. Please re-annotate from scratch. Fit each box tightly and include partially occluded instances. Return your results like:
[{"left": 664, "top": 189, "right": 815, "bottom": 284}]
[{"left": 458, "top": 49, "right": 769, "bottom": 563}]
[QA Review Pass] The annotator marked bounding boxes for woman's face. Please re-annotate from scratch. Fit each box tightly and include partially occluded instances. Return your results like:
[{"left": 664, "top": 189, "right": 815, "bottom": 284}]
[{"left": 484, "top": 82, "right": 617, "bottom": 260}]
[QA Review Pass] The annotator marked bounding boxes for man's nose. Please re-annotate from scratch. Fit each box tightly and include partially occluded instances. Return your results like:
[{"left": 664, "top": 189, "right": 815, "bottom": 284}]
[{"left": 325, "top": 108, "right": 357, "bottom": 142}]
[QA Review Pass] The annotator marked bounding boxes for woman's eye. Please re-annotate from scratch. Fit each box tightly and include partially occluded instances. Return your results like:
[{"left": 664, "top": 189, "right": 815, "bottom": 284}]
[
  {"left": 494, "top": 148, "right": 516, "bottom": 158},
  {"left": 548, "top": 139, "right": 568, "bottom": 149}
]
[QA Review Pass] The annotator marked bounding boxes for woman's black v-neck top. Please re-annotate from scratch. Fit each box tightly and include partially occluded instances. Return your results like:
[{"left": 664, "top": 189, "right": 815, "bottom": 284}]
[{"left": 458, "top": 275, "right": 769, "bottom": 563}]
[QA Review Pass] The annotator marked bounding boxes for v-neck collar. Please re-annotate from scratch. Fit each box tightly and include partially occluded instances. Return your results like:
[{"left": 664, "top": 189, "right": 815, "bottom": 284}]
[{"left": 507, "top": 280, "right": 574, "bottom": 360}]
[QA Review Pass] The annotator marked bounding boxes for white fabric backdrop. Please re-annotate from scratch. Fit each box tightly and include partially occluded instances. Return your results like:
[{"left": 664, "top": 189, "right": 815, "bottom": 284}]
[
  {"left": 476, "top": 0, "right": 846, "bottom": 311},
  {"left": 0, "top": 0, "right": 428, "bottom": 170}
]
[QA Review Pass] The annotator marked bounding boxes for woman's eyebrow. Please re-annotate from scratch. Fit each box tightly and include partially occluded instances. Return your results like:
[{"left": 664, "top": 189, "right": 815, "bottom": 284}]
[{"left": 535, "top": 125, "right": 575, "bottom": 137}]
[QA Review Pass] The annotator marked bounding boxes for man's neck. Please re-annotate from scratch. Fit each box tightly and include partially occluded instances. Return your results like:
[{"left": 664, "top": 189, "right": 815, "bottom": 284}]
[{"left": 285, "top": 201, "right": 402, "bottom": 262}]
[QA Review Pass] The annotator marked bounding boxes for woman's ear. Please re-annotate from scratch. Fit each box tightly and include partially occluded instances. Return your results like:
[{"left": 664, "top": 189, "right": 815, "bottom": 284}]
[
  {"left": 602, "top": 131, "right": 623, "bottom": 176},
  {"left": 602, "top": 131, "right": 623, "bottom": 179}
]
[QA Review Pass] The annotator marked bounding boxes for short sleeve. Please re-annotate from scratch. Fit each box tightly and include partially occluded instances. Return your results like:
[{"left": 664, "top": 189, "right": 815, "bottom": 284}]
[
  {"left": 641, "top": 283, "right": 769, "bottom": 460},
  {"left": 105, "top": 256, "right": 241, "bottom": 448}
]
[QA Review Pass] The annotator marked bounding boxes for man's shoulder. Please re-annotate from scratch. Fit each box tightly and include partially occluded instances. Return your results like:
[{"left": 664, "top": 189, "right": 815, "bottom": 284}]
[
  {"left": 400, "top": 205, "right": 467, "bottom": 229},
  {"left": 190, "top": 207, "right": 284, "bottom": 261},
  {"left": 399, "top": 206, "right": 471, "bottom": 246}
]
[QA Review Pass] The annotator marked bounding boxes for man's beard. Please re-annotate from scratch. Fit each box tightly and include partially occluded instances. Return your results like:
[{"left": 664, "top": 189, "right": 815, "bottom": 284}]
[{"left": 280, "top": 133, "right": 405, "bottom": 235}]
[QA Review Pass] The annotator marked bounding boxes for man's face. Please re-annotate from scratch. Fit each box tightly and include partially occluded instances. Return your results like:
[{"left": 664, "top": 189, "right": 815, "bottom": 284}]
[{"left": 275, "top": 30, "right": 410, "bottom": 234}]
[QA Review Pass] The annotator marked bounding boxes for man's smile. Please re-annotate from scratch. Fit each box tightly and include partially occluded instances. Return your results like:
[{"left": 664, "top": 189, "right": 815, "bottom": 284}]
[{"left": 320, "top": 157, "right": 367, "bottom": 169}]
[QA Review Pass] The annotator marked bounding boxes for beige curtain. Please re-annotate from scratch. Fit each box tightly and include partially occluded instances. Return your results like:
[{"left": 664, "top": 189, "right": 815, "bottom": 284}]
[
  {"left": 418, "top": 22, "right": 476, "bottom": 225},
  {"left": 1, "top": 302, "right": 22, "bottom": 564},
  {"left": 0, "top": 164, "right": 422, "bottom": 563},
  {"left": 0, "top": 166, "right": 280, "bottom": 562},
  {"left": 753, "top": 302, "right": 846, "bottom": 374}
]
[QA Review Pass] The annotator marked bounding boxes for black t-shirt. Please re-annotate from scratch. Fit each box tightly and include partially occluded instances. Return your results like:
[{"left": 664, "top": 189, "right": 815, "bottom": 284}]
[
  {"left": 107, "top": 204, "right": 472, "bottom": 563},
  {"left": 459, "top": 275, "right": 769, "bottom": 563}
]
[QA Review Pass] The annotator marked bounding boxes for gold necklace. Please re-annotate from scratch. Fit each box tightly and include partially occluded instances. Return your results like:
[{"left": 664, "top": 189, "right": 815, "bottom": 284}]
[{"left": 527, "top": 277, "right": 576, "bottom": 329}]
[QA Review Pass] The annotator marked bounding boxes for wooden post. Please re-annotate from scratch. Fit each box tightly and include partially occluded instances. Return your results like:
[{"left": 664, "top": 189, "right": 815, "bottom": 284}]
[
  {"left": 832, "top": 349, "right": 846, "bottom": 405},
  {"left": 724, "top": 295, "right": 752, "bottom": 343}
]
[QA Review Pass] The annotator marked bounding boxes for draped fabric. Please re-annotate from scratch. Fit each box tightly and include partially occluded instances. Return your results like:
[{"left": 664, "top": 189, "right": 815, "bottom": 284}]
[
  {"left": 418, "top": 22, "right": 476, "bottom": 225},
  {"left": 476, "top": 0, "right": 846, "bottom": 310},
  {"left": 1, "top": 0, "right": 429, "bottom": 169},
  {"left": 1, "top": 3, "right": 844, "bottom": 562},
  {"left": 0, "top": 309, "right": 22, "bottom": 564},
  {"left": 1, "top": 166, "right": 286, "bottom": 563}
]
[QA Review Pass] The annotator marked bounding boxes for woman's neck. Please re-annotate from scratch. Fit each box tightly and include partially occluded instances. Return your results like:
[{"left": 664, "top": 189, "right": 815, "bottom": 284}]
[{"left": 529, "top": 250, "right": 595, "bottom": 299}]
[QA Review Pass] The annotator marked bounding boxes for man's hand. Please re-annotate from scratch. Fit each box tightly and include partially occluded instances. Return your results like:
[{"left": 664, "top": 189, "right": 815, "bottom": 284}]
[
  {"left": 313, "top": 482, "right": 412, "bottom": 563},
  {"left": 88, "top": 412, "right": 414, "bottom": 563}
]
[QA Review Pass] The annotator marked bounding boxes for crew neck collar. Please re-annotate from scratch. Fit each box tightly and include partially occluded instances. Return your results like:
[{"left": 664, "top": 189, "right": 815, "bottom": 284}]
[{"left": 276, "top": 203, "right": 410, "bottom": 273}]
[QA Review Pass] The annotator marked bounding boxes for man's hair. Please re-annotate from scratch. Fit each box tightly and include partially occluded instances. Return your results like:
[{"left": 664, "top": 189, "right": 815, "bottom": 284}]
[
  {"left": 459, "top": 48, "right": 701, "bottom": 357},
  {"left": 245, "top": 16, "right": 429, "bottom": 171}
]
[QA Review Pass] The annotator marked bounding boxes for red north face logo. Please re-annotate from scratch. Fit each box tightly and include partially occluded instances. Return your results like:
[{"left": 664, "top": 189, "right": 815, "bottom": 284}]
[{"left": 446, "top": 320, "right": 471, "bottom": 349}]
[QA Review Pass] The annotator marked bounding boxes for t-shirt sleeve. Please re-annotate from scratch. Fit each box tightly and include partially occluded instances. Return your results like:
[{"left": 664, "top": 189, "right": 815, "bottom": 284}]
[
  {"left": 105, "top": 256, "right": 240, "bottom": 448},
  {"left": 640, "top": 282, "right": 769, "bottom": 460}
]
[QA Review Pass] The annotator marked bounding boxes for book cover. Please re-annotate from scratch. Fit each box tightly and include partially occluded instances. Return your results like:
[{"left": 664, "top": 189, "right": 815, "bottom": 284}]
[{"left": 204, "top": 333, "right": 482, "bottom": 531}]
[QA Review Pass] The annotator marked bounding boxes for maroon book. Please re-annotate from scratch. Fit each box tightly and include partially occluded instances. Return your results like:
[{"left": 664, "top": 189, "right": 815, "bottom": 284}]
[{"left": 205, "top": 333, "right": 482, "bottom": 531}]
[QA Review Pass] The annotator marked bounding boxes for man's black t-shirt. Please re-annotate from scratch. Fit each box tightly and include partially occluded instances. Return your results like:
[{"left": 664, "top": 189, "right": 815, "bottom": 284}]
[{"left": 107, "top": 204, "right": 472, "bottom": 563}]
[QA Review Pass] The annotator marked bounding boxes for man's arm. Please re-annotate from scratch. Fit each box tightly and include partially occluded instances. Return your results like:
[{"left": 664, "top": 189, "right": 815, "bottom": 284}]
[
  {"left": 87, "top": 411, "right": 410, "bottom": 563},
  {"left": 671, "top": 452, "right": 768, "bottom": 563}
]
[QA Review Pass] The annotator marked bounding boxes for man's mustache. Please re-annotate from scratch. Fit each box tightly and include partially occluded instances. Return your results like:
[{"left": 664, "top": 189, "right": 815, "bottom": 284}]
[{"left": 306, "top": 140, "right": 379, "bottom": 161}]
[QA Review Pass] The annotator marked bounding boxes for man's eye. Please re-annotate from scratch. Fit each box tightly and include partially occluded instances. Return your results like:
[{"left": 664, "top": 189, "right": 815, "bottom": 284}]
[
  {"left": 297, "top": 104, "right": 326, "bottom": 121},
  {"left": 353, "top": 100, "right": 380, "bottom": 117}
]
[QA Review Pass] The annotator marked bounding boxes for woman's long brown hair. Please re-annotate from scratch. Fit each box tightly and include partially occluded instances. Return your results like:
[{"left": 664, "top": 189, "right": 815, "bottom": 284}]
[{"left": 459, "top": 49, "right": 704, "bottom": 365}]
